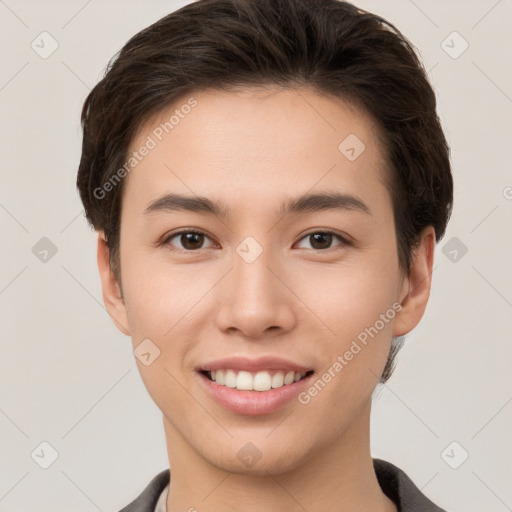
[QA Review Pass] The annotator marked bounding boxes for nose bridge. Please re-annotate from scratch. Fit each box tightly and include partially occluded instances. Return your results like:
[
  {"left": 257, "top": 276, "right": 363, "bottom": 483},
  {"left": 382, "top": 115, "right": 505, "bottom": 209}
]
[{"left": 232, "top": 235, "right": 279, "bottom": 307}]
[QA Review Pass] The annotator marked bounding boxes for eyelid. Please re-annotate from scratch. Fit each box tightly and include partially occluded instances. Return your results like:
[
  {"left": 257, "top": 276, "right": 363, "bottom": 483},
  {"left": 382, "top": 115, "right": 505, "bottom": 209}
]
[
  {"left": 294, "top": 229, "right": 352, "bottom": 250},
  {"left": 161, "top": 228, "right": 353, "bottom": 251},
  {"left": 160, "top": 228, "right": 217, "bottom": 251}
]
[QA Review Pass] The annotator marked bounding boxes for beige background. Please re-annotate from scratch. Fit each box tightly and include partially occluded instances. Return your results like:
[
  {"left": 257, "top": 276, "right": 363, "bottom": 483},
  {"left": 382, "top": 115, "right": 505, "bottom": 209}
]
[{"left": 1, "top": 1, "right": 511, "bottom": 511}]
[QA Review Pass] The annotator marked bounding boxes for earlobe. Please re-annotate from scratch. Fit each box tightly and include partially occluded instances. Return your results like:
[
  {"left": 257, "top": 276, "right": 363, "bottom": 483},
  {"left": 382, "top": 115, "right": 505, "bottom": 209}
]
[
  {"left": 393, "top": 226, "right": 435, "bottom": 337},
  {"left": 97, "top": 232, "right": 131, "bottom": 336}
]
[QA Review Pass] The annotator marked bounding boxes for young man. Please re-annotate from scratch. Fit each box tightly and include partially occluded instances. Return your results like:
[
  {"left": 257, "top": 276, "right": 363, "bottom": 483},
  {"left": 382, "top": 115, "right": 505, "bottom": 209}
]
[{"left": 77, "top": 0, "right": 453, "bottom": 510}]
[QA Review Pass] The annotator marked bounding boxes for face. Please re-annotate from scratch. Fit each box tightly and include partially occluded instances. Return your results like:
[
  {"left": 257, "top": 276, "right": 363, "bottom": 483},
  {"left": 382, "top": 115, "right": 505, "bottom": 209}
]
[{"left": 98, "top": 86, "right": 433, "bottom": 475}]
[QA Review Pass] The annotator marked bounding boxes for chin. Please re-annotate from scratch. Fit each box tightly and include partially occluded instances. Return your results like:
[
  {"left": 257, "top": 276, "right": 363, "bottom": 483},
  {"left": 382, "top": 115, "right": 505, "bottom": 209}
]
[{"left": 203, "top": 439, "right": 310, "bottom": 476}]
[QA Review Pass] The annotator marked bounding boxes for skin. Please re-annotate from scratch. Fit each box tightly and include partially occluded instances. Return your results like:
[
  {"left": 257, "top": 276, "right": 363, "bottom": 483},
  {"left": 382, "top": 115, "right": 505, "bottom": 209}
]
[{"left": 97, "top": 86, "right": 434, "bottom": 512}]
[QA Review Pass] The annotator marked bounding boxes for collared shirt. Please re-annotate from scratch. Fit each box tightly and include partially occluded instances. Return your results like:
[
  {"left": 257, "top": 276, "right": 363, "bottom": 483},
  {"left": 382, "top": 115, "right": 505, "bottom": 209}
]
[{"left": 118, "top": 458, "right": 448, "bottom": 511}]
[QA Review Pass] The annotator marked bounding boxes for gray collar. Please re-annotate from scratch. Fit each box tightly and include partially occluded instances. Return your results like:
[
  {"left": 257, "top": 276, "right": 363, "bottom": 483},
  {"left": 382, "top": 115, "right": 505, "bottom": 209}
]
[{"left": 119, "top": 458, "right": 448, "bottom": 512}]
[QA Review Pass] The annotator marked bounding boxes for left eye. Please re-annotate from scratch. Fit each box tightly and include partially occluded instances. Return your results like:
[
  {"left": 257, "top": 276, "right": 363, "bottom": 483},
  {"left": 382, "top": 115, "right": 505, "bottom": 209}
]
[{"left": 296, "top": 231, "right": 347, "bottom": 250}]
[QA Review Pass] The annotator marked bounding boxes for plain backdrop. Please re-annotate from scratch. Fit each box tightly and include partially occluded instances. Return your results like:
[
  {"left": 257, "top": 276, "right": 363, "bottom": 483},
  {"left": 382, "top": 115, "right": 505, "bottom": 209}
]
[{"left": 0, "top": 1, "right": 511, "bottom": 511}]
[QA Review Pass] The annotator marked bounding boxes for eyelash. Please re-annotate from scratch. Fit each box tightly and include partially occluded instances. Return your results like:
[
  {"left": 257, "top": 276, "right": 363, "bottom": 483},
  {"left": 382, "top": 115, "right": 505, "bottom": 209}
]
[{"left": 159, "top": 229, "right": 351, "bottom": 253}]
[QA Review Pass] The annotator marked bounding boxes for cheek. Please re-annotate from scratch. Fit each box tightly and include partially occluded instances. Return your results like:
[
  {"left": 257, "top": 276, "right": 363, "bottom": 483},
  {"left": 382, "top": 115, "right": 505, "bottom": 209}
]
[
  {"left": 122, "top": 255, "right": 206, "bottom": 334},
  {"left": 295, "top": 263, "right": 400, "bottom": 416},
  {"left": 304, "top": 259, "right": 400, "bottom": 339},
  {"left": 121, "top": 260, "right": 206, "bottom": 399}
]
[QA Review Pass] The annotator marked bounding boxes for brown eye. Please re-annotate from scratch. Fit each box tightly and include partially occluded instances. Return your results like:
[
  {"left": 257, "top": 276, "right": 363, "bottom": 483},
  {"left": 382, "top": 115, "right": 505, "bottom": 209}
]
[
  {"left": 163, "top": 231, "right": 214, "bottom": 251},
  {"left": 296, "top": 231, "right": 348, "bottom": 251},
  {"left": 180, "top": 232, "right": 205, "bottom": 250},
  {"left": 309, "top": 233, "right": 333, "bottom": 250}
]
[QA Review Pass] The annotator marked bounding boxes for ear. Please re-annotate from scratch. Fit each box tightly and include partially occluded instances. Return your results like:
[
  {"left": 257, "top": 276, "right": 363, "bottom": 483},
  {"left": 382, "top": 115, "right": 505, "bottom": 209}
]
[
  {"left": 393, "top": 226, "right": 435, "bottom": 337},
  {"left": 97, "top": 232, "right": 130, "bottom": 336}
]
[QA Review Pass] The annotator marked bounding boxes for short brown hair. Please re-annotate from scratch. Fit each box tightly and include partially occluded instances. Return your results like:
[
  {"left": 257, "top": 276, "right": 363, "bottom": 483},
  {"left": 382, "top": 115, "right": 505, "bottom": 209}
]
[{"left": 77, "top": 0, "right": 453, "bottom": 383}]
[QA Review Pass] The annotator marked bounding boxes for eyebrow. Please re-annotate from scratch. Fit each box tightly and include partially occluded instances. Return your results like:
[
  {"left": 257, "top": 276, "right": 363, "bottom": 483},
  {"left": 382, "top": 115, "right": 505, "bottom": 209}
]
[{"left": 142, "top": 191, "right": 371, "bottom": 218}]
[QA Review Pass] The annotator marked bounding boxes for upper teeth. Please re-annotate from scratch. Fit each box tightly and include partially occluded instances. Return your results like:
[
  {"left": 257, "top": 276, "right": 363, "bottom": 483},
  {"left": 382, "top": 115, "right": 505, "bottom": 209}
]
[{"left": 209, "top": 369, "right": 307, "bottom": 391}]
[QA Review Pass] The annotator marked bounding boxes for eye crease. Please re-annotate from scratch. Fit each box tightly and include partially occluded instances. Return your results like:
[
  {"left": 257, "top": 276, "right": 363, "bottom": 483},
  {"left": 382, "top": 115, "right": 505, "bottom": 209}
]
[
  {"left": 295, "top": 231, "right": 351, "bottom": 250},
  {"left": 160, "top": 229, "right": 351, "bottom": 252}
]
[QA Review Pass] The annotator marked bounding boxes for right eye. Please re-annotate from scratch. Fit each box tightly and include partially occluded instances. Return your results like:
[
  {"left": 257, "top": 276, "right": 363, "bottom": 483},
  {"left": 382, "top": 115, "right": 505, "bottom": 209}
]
[{"left": 161, "top": 230, "right": 218, "bottom": 252}]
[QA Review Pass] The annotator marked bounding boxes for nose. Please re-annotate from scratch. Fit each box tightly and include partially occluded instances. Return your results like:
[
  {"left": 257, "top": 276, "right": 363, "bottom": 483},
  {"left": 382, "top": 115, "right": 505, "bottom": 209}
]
[{"left": 214, "top": 245, "right": 296, "bottom": 339}]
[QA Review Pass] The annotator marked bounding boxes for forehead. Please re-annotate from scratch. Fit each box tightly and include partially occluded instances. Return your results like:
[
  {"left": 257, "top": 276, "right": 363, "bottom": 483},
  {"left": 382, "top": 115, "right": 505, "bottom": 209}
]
[{"left": 122, "top": 86, "right": 389, "bottom": 215}]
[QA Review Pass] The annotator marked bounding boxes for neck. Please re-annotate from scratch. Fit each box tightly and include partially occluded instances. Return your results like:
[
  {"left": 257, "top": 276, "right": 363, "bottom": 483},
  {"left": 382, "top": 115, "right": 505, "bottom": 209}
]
[{"left": 163, "top": 401, "right": 396, "bottom": 512}]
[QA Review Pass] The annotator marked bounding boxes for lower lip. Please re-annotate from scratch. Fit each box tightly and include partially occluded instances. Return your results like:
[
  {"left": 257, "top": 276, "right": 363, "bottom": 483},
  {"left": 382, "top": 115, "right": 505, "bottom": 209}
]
[{"left": 197, "top": 371, "right": 314, "bottom": 416}]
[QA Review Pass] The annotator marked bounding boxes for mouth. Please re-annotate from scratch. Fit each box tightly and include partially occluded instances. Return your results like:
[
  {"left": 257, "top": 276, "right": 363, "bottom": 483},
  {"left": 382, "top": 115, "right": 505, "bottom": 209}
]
[
  {"left": 196, "top": 366, "right": 316, "bottom": 415},
  {"left": 195, "top": 356, "right": 316, "bottom": 415},
  {"left": 199, "top": 368, "right": 315, "bottom": 392}
]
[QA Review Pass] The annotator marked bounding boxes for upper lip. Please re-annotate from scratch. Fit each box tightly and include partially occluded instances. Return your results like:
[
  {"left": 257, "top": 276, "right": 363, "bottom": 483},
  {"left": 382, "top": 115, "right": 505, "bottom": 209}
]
[{"left": 198, "top": 356, "right": 313, "bottom": 373}]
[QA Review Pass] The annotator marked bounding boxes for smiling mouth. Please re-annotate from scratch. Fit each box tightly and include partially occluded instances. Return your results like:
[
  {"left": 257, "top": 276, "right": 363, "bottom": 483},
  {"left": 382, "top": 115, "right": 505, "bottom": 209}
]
[{"left": 200, "top": 369, "right": 315, "bottom": 391}]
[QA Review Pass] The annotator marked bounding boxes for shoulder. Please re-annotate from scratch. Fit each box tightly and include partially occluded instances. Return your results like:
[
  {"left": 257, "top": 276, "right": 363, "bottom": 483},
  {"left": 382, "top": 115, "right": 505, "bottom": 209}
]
[
  {"left": 373, "top": 458, "right": 448, "bottom": 512},
  {"left": 117, "top": 469, "right": 170, "bottom": 512}
]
